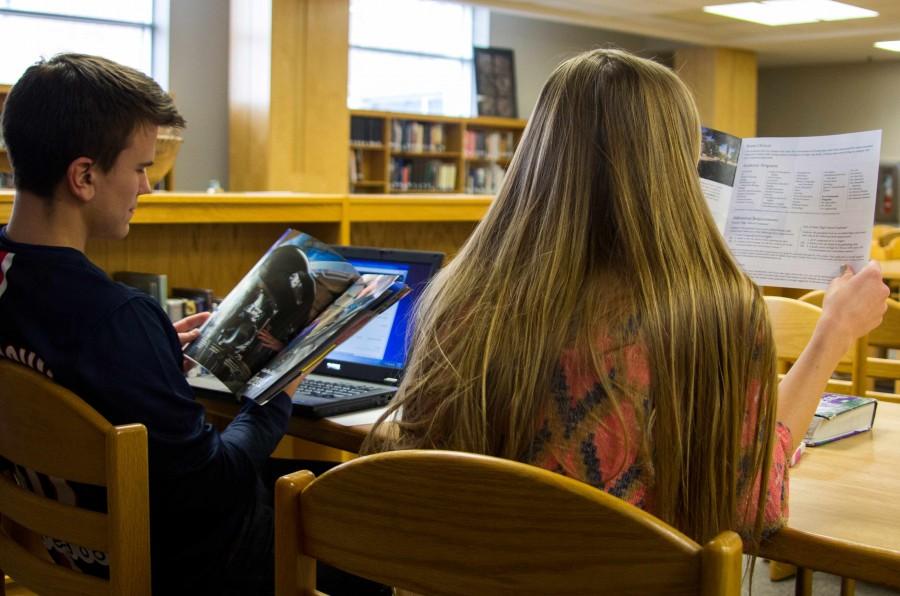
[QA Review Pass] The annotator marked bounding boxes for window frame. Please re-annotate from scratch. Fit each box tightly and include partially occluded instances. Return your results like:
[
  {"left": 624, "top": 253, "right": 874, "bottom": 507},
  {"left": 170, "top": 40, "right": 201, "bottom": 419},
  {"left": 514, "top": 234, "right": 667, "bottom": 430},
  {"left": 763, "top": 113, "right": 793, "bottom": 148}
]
[
  {"left": 0, "top": 3, "right": 158, "bottom": 84},
  {"left": 347, "top": 0, "right": 489, "bottom": 117}
]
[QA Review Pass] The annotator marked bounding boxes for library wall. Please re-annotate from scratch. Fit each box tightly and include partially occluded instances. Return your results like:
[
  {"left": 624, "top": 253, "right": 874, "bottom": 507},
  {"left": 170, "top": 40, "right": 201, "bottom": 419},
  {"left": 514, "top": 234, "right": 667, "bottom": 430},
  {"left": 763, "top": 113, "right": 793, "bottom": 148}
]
[
  {"left": 162, "top": 5, "right": 692, "bottom": 190},
  {"left": 758, "top": 61, "right": 900, "bottom": 162},
  {"left": 168, "top": 0, "right": 230, "bottom": 191},
  {"left": 488, "top": 11, "right": 686, "bottom": 117}
]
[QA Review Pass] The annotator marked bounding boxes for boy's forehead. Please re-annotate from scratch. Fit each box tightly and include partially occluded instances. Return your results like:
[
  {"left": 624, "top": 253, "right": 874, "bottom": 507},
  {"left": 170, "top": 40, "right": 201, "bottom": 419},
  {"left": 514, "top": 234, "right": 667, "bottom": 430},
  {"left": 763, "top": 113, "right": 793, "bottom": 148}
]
[
  {"left": 128, "top": 124, "right": 158, "bottom": 145},
  {"left": 121, "top": 124, "right": 158, "bottom": 154}
]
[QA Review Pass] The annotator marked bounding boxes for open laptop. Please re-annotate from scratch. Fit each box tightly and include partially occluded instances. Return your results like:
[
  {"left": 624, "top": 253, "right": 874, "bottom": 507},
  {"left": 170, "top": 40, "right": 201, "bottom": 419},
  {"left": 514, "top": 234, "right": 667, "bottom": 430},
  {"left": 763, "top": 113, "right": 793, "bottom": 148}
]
[{"left": 189, "top": 246, "right": 443, "bottom": 418}]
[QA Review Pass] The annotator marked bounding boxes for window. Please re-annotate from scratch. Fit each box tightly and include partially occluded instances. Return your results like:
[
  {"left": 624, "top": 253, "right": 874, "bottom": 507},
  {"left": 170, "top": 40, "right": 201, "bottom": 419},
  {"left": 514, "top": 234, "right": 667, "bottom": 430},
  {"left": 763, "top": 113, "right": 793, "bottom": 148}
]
[
  {"left": 0, "top": 0, "right": 157, "bottom": 85},
  {"left": 348, "top": 0, "right": 488, "bottom": 117}
]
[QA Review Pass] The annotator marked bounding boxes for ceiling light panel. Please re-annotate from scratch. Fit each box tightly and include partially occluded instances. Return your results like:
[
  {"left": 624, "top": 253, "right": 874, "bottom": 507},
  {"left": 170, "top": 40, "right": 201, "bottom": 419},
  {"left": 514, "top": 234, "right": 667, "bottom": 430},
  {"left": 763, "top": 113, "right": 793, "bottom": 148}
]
[
  {"left": 703, "top": 0, "right": 878, "bottom": 26},
  {"left": 874, "top": 40, "right": 900, "bottom": 52}
]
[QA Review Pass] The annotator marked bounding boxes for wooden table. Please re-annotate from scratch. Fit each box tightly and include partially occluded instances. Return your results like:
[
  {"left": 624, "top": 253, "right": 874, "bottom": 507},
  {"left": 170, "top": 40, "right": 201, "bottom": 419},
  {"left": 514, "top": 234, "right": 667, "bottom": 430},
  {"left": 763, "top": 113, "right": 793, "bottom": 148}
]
[
  {"left": 200, "top": 386, "right": 900, "bottom": 589},
  {"left": 758, "top": 401, "right": 900, "bottom": 589},
  {"left": 195, "top": 388, "right": 379, "bottom": 453}
]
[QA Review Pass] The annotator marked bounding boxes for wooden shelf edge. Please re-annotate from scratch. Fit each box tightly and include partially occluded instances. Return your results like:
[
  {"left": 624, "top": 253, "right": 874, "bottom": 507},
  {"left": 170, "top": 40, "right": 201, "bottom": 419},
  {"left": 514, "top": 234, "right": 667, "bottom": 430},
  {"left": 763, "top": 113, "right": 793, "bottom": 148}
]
[
  {"left": 0, "top": 191, "right": 495, "bottom": 225},
  {"left": 391, "top": 151, "right": 461, "bottom": 159},
  {"left": 348, "top": 195, "right": 492, "bottom": 223},
  {"left": 350, "top": 109, "right": 526, "bottom": 129}
]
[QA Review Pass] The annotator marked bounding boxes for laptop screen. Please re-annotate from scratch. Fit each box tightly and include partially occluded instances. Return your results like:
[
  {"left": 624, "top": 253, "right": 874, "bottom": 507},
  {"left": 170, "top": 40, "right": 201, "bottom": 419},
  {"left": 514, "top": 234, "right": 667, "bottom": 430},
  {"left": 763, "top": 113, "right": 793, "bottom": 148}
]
[{"left": 313, "top": 247, "right": 442, "bottom": 383}]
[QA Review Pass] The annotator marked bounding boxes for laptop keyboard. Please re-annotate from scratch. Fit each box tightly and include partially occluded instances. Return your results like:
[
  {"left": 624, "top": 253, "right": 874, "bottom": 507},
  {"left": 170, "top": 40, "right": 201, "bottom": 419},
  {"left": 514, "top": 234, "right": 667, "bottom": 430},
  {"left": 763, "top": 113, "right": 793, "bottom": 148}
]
[{"left": 296, "top": 378, "right": 381, "bottom": 400}]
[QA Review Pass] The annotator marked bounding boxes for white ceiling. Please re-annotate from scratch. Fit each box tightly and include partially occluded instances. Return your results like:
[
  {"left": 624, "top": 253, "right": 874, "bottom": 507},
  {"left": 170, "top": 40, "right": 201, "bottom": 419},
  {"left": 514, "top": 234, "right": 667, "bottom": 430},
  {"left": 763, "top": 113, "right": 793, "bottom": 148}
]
[{"left": 476, "top": 0, "right": 900, "bottom": 66}]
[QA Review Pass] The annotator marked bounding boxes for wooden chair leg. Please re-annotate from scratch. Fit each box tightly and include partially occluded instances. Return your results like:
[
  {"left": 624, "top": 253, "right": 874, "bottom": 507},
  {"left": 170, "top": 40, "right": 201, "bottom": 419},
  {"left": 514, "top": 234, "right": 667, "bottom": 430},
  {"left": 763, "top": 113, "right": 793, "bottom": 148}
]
[
  {"left": 841, "top": 577, "right": 856, "bottom": 596},
  {"left": 795, "top": 567, "right": 813, "bottom": 596},
  {"left": 770, "top": 560, "right": 797, "bottom": 581}
]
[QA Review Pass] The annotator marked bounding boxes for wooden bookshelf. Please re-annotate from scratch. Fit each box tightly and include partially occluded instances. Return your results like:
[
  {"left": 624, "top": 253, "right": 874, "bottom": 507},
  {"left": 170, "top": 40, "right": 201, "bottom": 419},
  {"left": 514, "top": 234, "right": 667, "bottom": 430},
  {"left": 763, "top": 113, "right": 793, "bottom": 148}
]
[
  {"left": 349, "top": 110, "right": 526, "bottom": 195},
  {"left": 0, "top": 190, "right": 492, "bottom": 297},
  {"left": 226, "top": 1, "right": 526, "bottom": 196}
]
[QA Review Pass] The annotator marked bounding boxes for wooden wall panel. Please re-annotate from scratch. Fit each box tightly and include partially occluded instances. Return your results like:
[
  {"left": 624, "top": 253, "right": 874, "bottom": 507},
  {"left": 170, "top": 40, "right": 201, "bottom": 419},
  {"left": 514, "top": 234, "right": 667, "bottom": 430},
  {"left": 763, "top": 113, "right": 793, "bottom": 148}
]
[
  {"left": 714, "top": 49, "right": 757, "bottom": 139},
  {"left": 229, "top": 0, "right": 349, "bottom": 192},
  {"left": 350, "top": 222, "right": 477, "bottom": 261},
  {"left": 229, "top": 0, "right": 273, "bottom": 191},
  {"left": 87, "top": 222, "right": 339, "bottom": 298},
  {"left": 674, "top": 47, "right": 758, "bottom": 138}
]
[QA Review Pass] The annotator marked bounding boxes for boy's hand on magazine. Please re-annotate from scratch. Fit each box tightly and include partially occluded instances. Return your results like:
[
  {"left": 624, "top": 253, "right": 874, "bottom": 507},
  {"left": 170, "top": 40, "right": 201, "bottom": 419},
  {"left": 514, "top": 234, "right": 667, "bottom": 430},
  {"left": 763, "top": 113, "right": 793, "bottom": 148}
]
[
  {"left": 282, "top": 375, "right": 305, "bottom": 399},
  {"left": 820, "top": 260, "right": 889, "bottom": 350},
  {"left": 174, "top": 312, "right": 212, "bottom": 346},
  {"left": 174, "top": 312, "right": 212, "bottom": 372}
]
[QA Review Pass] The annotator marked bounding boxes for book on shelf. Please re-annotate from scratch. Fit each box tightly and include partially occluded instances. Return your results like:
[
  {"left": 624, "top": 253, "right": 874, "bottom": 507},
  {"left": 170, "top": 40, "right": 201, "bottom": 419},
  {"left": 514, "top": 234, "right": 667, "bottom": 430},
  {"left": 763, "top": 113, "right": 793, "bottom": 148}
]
[
  {"left": 349, "top": 149, "right": 364, "bottom": 184},
  {"left": 467, "top": 163, "right": 506, "bottom": 194},
  {"left": 113, "top": 271, "right": 168, "bottom": 308},
  {"left": 392, "top": 120, "right": 446, "bottom": 153},
  {"left": 699, "top": 128, "right": 882, "bottom": 290},
  {"left": 464, "top": 129, "right": 515, "bottom": 160},
  {"left": 171, "top": 287, "right": 216, "bottom": 313},
  {"left": 350, "top": 116, "right": 384, "bottom": 146},
  {"left": 391, "top": 158, "right": 457, "bottom": 192},
  {"left": 184, "top": 229, "right": 409, "bottom": 405},
  {"left": 804, "top": 392, "right": 877, "bottom": 447}
]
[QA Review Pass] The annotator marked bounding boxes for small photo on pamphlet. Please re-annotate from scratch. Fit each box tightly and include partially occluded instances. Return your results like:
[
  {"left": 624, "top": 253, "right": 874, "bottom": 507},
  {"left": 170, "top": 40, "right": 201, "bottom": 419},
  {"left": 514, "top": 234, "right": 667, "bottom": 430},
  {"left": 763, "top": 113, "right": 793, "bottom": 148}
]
[{"left": 699, "top": 127, "right": 741, "bottom": 186}]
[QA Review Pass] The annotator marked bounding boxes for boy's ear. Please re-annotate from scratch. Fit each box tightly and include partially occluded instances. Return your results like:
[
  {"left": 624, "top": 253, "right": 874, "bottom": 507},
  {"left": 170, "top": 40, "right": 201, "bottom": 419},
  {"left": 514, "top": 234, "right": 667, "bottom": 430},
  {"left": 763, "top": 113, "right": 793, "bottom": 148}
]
[{"left": 66, "top": 157, "right": 96, "bottom": 203}]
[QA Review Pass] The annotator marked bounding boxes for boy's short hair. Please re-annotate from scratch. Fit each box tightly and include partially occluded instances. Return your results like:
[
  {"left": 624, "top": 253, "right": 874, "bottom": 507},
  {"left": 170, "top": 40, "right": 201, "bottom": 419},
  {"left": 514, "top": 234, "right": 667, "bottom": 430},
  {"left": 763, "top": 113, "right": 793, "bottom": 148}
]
[{"left": 1, "top": 53, "right": 185, "bottom": 198}]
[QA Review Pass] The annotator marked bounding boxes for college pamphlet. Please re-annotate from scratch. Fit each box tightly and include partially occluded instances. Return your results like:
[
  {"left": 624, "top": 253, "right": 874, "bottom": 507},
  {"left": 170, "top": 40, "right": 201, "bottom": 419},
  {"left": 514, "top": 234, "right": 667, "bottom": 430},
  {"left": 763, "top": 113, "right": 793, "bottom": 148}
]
[
  {"left": 184, "top": 230, "right": 409, "bottom": 405},
  {"left": 699, "top": 128, "right": 882, "bottom": 289}
]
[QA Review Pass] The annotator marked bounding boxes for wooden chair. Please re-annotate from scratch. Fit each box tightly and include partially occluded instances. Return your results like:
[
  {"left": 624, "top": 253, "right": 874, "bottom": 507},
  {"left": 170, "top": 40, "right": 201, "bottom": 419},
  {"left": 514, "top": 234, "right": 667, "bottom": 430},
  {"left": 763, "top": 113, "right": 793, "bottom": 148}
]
[
  {"left": 872, "top": 224, "right": 897, "bottom": 238},
  {"left": 872, "top": 224, "right": 899, "bottom": 243},
  {"left": 878, "top": 228, "right": 900, "bottom": 248},
  {"left": 765, "top": 296, "right": 869, "bottom": 595},
  {"left": 885, "top": 236, "right": 900, "bottom": 260},
  {"left": 275, "top": 450, "right": 742, "bottom": 596},
  {"left": 765, "top": 296, "right": 867, "bottom": 397},
  {"left": 799, "top": 290, "right": 900, "bottom": 402},
  {"left": 0, "top": 360, "right": 150, "bottom": 595}
]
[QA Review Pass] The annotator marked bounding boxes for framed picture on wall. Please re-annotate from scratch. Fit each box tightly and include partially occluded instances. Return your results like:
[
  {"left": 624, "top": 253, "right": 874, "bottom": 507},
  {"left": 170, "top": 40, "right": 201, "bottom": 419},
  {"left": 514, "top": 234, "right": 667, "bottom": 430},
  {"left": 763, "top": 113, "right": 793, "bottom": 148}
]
[
  {"left": 474, "top": 47, "right": 517, "bottom": 119},
  {"left": 876, "top": 164, "right": 900, "bottom": 224}
]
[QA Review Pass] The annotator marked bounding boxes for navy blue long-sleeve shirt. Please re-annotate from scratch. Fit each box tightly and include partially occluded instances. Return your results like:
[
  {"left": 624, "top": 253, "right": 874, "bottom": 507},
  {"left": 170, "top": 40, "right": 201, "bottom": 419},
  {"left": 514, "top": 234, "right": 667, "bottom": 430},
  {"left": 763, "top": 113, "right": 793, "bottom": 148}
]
[{"left": 0, "top": 228, "right": 291, "bottom": 593}]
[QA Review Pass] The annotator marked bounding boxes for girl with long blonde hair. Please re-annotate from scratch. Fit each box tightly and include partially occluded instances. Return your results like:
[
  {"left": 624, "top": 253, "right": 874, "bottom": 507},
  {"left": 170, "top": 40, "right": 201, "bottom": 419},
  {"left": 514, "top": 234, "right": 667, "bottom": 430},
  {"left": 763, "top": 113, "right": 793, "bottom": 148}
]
[{"left": 364, "top": 49, "right": 887, "bottom": 546}]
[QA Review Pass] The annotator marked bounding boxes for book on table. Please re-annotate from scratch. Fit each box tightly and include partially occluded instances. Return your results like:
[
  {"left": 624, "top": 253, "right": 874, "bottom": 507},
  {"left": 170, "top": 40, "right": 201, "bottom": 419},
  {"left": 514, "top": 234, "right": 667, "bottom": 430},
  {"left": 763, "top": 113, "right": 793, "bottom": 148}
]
[
  {"left": 698, "top": 128, "right": 882, "bottom": 290},
  {"left": 184, "top": 229, "right": 409, "bottom": 406},
  {"left": 804, "top": 392, "right": 878, "bottom": 447}
]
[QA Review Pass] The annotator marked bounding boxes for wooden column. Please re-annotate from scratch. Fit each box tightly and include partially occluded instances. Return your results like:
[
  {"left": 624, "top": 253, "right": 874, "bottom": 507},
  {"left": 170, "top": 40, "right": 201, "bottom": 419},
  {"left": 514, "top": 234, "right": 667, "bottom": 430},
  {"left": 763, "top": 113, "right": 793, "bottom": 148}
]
[
  {"left": 674, "top": 47, "right": 757, "bottom": 138},
  {"left": 229, "top": 0, "right": 350, "bottom": 192}
]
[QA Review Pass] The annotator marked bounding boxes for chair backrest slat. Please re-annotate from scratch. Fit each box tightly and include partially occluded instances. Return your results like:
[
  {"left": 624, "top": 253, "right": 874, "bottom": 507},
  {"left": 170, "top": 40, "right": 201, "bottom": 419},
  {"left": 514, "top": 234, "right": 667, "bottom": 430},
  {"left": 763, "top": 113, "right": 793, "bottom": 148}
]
[
  {"left": 798, "top": 291, "right": 900, "bottom": 349},
  {"left": 0, "top": 362, "right": 108, "bottom": 485},
  {"left": 766, "top": 297, "right": 852, "bottom": 363},
  {"left": 277, "top": 450, "right": 742, "bottom": 596},
  {"left": 0, "top": 476, "right": 108, "bottom": 551},
  {"left": 0, "top": 531, "right": 109, "bottom": 596}
]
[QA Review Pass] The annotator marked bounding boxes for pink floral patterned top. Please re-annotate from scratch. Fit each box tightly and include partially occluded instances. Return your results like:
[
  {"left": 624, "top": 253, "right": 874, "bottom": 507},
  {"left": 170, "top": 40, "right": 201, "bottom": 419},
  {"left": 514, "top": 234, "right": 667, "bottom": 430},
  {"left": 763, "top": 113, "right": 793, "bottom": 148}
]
[{"left": 528, "top": 324, "right": 791, "bottom": 539}]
